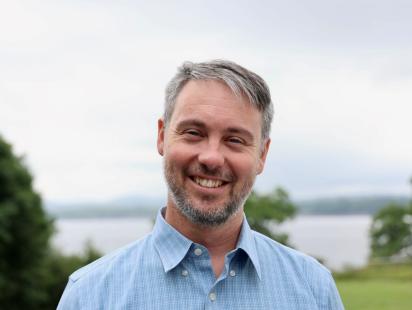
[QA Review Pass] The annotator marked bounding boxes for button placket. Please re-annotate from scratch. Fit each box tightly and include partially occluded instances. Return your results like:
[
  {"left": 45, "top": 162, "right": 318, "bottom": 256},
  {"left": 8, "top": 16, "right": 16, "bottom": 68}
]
[
  {"left": 181, "top": 269, "right": 188, "bottom": 277},
  {"left": 209, "top": 292, "right": 216, "bottom": 302},
  {"left": 194, "top": 248, "right": 203, "bottom": 256}
]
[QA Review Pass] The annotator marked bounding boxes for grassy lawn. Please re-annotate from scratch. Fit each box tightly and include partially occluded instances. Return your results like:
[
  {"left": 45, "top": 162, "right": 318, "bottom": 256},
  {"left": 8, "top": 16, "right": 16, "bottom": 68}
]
[
  {"left": 337, "top": 280, "right": 412, "bottom": 310},
  {"left": 334, "top": 262, "right": 412, "bottom": 310}
]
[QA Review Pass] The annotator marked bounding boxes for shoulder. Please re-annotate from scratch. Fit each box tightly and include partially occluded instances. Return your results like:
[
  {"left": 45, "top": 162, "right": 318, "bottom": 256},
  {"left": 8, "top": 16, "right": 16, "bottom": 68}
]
[
  {"left": 58, "top": 233, "right": 159, "bottom": 309},
  {"left": 69, "top": 233, "right": 154, "bottom": 283},
  {"left": 252, "top": 231, "right": 343, "bottom": 308},
  {"left": 58, "top": 233, "right": 157, "bottom": 309}
]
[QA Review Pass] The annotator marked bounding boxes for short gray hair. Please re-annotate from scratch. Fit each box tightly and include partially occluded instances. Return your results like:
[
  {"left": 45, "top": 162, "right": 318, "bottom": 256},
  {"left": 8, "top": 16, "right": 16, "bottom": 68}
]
[{"left": 163, "top": 59, "right": 273, "bottom": 140}]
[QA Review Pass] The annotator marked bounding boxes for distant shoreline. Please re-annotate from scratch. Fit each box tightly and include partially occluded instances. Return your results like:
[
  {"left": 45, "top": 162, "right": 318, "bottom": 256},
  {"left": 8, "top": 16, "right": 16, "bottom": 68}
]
[{"left": 47, "top": 195, "right": 409, "bottom": 219}]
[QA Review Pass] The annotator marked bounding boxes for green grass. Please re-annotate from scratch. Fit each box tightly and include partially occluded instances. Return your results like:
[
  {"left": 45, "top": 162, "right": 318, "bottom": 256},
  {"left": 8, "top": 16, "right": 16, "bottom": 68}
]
[
  {"left": 334, "top": 262, "right": 412, "bottom": 310},
  {"left": 337, "top": 280, "right": 412, "bottom": 310}
]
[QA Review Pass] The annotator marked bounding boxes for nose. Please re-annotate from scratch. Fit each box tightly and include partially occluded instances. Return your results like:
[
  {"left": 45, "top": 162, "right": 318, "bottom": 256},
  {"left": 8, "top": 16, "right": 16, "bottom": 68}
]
[{"left": 197, "top": 141, "right": 225, "bottom": 171}]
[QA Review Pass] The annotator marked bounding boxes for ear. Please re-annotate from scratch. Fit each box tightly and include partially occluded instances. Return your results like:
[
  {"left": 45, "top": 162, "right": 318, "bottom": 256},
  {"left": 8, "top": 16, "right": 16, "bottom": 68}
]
[
  {"left": 157, "top": 118, "right": 165, "bottom": 156},
  {"left": 256, "top": 138, "right": 270, "bottom": 175}
]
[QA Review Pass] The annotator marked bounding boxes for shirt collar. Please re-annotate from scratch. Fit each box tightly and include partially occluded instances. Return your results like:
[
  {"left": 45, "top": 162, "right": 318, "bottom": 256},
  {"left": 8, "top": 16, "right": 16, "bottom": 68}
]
[
  {"left": 152, "top": 207, "right": 261, "bottom": 279},
  {"left": 152, "top": 208, "right": 193, "bottom": 273},
  {"left": 235, "top": 216, "right": 262, "bottom": 280}
]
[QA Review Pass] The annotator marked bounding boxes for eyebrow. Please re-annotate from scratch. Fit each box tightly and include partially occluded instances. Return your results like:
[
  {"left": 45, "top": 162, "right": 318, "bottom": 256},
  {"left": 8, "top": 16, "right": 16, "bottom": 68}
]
[
  {"left": 175, "top": 119, "right": 206, "bottom": 130},
  {"left": 175, "top": 119, "right": 255, "bottom": 141}
]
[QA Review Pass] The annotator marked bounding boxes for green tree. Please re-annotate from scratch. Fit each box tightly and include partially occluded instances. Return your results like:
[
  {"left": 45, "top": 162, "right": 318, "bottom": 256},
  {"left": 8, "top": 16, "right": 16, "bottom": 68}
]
[
  {"left": 0, "top": 135, "right": 102, "bottom": 309},
  {"left": 0, "top": 135, "right": 54, "bottom": 309},
  {"left": 370, "top": 202, "right": 412, "bottom": 260},
  {"left": 43, "top": 243, "right": 101, "bottom": 308},
  {"left": 244, "top": 187, "right": 297, "bottom": 245}
]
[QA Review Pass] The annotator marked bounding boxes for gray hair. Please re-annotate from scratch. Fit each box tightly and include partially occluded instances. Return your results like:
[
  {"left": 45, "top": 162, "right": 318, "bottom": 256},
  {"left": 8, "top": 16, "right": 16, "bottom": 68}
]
[{"left": 163, "top": 59, "right": 273, "bottom": 140}]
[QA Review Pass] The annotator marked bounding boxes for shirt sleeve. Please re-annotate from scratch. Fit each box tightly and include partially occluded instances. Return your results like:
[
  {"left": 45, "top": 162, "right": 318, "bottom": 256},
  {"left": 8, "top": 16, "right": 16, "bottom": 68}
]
[
  {"left": 326, "top": 274, "right": 345, "bottom": 310},
  {"left": 57, "top": 279, "right": 80, "bottom": 310}
]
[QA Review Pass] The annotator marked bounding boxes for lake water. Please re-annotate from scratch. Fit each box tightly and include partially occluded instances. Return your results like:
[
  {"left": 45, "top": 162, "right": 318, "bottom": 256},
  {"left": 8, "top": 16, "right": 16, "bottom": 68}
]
[{"left": 52, "top": 215, "right": 372, "bottom": 271}]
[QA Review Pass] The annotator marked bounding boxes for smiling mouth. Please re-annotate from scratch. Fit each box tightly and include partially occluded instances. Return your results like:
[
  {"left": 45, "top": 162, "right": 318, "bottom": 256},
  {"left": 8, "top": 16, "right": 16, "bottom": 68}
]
[{"left": 191, "top": 176, "right": 227, "bottom": 188}]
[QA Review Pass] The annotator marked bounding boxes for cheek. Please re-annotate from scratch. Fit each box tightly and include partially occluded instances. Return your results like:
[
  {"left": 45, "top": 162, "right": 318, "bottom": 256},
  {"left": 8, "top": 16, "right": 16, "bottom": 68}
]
[
  {"left": 164, "top": 144, "right": 194, "bottom": 168},
  {"left": 230, "top": 154, "right": 259, "bottom": 178}
]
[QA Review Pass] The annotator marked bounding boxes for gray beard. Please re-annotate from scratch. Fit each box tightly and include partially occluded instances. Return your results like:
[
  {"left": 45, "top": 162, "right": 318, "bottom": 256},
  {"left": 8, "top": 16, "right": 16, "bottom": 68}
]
[{"left": 164, "top": 161, "right": 254, "bottom": 227}]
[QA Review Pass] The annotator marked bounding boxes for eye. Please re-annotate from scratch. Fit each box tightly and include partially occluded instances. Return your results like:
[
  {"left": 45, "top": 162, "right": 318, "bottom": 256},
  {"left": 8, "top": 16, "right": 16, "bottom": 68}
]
[
  {"left": 227, "top": 137, "right": 245, "bottom": 145},
  {"left": 184, "top": 129, "right": 202, "bottom": 136},
  {"left": 180, "top": 129, "right": 204, "bottom": 141}
]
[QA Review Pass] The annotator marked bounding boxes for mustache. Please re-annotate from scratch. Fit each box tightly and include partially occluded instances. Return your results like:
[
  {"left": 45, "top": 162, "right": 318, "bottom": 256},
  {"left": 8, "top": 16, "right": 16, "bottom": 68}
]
[{"left": 187, "top": 164, "right": 234, "bottom": 182}]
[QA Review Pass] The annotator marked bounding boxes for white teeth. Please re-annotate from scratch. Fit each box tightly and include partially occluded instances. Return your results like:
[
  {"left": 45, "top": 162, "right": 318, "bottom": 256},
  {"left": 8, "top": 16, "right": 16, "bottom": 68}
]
[{"left": 194, "top": 177, "right": 223, "bottom": 188}]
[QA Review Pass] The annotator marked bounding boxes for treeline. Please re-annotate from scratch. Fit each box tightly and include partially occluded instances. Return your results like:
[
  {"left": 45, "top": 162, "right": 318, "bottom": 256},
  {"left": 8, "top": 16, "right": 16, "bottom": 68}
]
[
  {"left": 48, "top": 195, "right": 410, "bottom": 219},
  {"left": 296, "top": 196, "right": 409, "bottom": 215}
]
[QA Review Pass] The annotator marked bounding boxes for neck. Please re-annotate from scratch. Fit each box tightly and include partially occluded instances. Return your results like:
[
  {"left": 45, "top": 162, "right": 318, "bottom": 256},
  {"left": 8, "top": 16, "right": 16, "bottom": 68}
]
[
  {"left": 165, "top": 203, "right": 243, "bottom": 252},
  {"left": 164, "top": 199, "right": 244, "bottom": 277}
]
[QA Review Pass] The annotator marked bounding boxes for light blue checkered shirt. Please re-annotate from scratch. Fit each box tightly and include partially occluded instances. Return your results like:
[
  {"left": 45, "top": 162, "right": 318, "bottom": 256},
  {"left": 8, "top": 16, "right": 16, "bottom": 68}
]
[{"left": 58, "top": 208, "right": 344, "bottom": 309}]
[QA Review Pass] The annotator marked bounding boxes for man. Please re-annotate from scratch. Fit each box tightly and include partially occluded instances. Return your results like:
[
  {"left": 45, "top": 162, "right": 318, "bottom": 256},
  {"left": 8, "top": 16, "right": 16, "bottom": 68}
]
[{"left": 58, "top": 60, "right": 344, "bottom": 309}]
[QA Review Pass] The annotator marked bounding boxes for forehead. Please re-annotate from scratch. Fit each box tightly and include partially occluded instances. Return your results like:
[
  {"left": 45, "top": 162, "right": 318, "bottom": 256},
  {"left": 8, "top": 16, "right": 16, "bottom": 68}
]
[
  {"left": 170, "top": 80, "right": 262, "bottom": 135},
  {"left": 170, "top": 80, "right": 262, "bottom": 133}
]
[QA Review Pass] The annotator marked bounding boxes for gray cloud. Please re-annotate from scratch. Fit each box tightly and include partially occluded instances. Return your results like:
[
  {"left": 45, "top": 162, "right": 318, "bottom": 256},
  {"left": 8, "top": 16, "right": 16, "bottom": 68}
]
[{"left": 1, "top": 0, "right": 411, "bottom": 201}]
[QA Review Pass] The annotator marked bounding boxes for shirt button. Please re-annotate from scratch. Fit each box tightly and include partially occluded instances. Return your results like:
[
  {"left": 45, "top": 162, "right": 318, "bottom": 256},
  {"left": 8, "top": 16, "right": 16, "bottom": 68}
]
[
  {"left": 209, "top": 292, "right": 216, "bottom": 301},
  {"left": 181, "top": 269, "right": 188, "bottom": 277},
  {"left": 194, "top": 248, "right": 203, "bottom": 256},
  {"left": 229, "top": 270, "right": 236, "bottom": 277}
]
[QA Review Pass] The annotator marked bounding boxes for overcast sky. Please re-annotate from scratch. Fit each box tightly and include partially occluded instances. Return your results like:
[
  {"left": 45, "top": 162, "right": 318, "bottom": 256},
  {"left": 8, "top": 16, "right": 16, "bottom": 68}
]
[{"left": 1, "top": 0, "right": 411, "bottom": 203}]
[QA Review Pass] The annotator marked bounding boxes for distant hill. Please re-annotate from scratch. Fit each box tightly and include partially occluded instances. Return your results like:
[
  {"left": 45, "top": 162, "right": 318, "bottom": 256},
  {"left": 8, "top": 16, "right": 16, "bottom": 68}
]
[
  {"left": 46, "top": 204, "right": 158, "bottom": 219},
  {"left": 45, "top": 195, "right": 163, "bottom": 219},
  {"left": 46, "top": 194, "right": 410, "bottom": 218},
  {"left": 296, "top": 195, "right": 410, "bottom": 215}
]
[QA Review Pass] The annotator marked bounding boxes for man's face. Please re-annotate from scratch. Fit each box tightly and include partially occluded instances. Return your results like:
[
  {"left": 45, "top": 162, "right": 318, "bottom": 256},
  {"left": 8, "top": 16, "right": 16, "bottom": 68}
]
[{"left": 157, "top": 80, "right": 270, "bottom": 226}]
